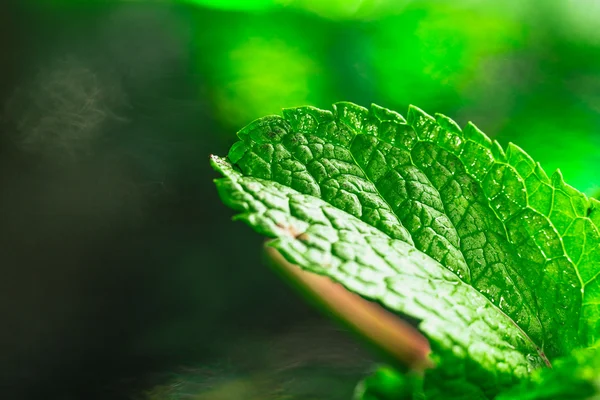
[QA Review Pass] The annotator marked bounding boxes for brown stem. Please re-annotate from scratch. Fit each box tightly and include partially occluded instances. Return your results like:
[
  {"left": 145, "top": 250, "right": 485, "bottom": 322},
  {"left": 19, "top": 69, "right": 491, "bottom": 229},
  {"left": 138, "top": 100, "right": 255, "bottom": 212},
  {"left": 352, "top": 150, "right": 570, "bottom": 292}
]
[{"left": 265, "top": 246, "right": 432, "bottom": 371}]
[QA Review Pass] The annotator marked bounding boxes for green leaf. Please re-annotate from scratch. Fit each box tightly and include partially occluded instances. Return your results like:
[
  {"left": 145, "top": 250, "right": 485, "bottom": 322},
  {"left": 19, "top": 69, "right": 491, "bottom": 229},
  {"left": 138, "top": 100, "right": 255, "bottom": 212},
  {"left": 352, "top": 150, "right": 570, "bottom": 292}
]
[
  {"left": 354, "top": 365, "right": 424, "bottom": 400},
  {"left": 495, "top": 347, "right": 600, "bottom": 400},
  {"left": 211, "top": 102, "right": 600, "bottom": 396}
]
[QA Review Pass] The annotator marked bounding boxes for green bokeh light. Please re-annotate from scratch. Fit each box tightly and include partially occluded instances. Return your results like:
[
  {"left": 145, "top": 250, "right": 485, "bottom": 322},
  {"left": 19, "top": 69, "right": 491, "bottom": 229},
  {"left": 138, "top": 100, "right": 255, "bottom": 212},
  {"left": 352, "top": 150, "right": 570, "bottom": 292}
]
[
  {"left": 368, "top": 4, "right": 526, "bottom": 112},
  {"left": 179, "top": 0, "right": 278, "bottom": 11},
  {"left": 179, "top": 0, "right": 409, "bottom": 20},
  {"left": 193, "top": 11, "right": 331, "bottom": 128}
]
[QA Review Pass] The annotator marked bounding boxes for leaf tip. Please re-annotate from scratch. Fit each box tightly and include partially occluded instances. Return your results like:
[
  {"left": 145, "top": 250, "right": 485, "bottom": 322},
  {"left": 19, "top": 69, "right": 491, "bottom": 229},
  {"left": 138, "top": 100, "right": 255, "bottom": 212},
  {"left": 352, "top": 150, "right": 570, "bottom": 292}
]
[{"left": 210, "top": 154, "right": 226, "bottom": 171}]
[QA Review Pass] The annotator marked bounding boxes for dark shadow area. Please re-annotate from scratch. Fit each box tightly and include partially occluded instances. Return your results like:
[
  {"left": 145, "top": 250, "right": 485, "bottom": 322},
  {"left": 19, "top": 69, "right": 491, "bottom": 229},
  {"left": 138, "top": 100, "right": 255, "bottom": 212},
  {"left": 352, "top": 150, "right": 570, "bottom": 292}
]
[{"left": 0, "top": 3, "right": 325, "bottom": 398}]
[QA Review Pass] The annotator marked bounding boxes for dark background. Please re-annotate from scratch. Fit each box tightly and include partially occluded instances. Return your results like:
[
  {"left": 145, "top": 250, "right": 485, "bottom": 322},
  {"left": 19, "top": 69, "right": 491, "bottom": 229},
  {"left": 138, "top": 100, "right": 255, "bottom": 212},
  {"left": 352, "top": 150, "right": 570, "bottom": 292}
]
[{"left": 1, "top": 1, "right": 599, "bottom": 399}]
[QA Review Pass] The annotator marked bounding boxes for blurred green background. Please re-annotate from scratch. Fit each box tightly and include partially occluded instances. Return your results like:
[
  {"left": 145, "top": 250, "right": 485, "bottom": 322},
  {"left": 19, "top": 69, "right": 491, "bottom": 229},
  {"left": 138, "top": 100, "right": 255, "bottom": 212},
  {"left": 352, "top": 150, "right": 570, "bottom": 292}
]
[{"left": 1, "top": 0, "right": 599, "bottom": 399}]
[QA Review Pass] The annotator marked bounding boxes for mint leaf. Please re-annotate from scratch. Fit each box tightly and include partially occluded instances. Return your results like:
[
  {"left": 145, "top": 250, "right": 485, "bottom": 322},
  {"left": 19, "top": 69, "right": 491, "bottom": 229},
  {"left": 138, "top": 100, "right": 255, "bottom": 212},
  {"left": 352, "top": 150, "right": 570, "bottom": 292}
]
[
  {"left": 213, "top": 156, "right": 539, "bottom": 396},
  {"left": 354, "top": 365, "right": 424, "bottom": 400},
  {"left": 496, "top": 347, "right": 600, "bottom": 400},
  {"left": 211, "top": 103, "right": 600, "bottom": 396}
]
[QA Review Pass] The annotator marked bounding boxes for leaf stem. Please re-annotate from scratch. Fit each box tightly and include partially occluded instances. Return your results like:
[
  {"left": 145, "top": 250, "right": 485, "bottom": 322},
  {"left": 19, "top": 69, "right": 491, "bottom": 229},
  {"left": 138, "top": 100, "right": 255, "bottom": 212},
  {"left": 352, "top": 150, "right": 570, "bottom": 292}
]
[{"left": 264, "top": 245, "right": 433, "bottom": 371}]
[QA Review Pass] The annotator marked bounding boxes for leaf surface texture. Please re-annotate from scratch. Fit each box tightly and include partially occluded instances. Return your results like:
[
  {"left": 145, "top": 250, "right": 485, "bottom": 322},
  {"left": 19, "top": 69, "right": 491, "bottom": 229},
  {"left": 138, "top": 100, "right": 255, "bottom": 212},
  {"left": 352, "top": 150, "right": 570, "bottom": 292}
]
[{"left": 212, "top": 102, "right": 600, "bottom": 395}]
